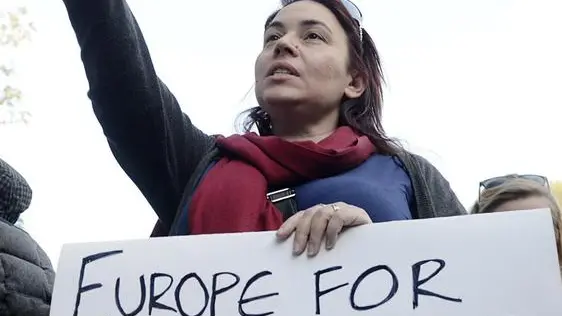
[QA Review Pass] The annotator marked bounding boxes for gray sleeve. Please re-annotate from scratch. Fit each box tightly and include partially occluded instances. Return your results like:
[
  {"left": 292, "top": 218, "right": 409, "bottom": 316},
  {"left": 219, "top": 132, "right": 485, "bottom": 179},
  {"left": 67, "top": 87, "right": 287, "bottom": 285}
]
[{"left": 400, "top": 152, "right": 467, "bottom": 218}]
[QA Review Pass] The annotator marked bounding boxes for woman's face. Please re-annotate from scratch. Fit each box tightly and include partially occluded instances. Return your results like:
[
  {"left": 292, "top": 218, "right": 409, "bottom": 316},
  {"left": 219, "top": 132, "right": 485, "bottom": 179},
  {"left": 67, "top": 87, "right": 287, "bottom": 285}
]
[
  {"left": 254, "top": 1, "right": 363, "bottom": 122},
  {"left": 492, "top": 196, "right": 551, "bottom": 213}
]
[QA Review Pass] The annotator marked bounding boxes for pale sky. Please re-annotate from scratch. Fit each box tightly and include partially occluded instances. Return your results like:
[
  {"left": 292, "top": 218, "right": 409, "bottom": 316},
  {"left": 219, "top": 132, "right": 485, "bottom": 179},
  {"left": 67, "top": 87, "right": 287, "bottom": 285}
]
[{"left": 1, "top": 0, "right": 561, "bottom": 267}]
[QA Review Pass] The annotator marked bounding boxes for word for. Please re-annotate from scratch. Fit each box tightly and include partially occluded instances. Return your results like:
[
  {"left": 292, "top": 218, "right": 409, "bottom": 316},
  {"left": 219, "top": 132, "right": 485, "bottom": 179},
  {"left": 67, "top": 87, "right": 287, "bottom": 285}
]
[{"left": 72, "top": 250, "right": 462, "bottom": 316}]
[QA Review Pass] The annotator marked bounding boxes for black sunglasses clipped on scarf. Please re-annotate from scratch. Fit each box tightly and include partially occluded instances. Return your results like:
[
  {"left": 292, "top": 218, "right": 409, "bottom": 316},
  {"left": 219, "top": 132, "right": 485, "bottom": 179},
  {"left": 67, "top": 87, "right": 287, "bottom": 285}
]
[{"left": 479, "top": 174, "right": 549, "bottom": 200}]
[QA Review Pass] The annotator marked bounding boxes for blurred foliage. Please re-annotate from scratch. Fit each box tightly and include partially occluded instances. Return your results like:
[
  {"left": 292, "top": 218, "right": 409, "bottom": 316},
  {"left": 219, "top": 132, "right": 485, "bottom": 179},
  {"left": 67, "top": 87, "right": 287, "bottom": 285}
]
[
  {"left": 0, "top": 6, "right": 35, "bottom": 124},
  {"left": 551, "top": 181, "right": 562, "bottom": 205}
]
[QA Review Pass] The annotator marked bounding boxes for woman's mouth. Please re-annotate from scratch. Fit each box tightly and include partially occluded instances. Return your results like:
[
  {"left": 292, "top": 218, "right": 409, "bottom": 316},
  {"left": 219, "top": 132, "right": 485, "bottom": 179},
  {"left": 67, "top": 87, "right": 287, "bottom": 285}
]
[{"left": 267, "top": 63, "right": 300, "bottom": 77}]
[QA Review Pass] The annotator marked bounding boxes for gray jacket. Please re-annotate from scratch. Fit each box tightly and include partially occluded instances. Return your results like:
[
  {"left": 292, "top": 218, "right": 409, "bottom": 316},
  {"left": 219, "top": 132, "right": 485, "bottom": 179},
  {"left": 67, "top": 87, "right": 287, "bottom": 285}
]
[
  {"left": 0, "top": 219, "right": 55, "bottom": 316},
  {"left": 62, "top": 0, "right": 467, "bottom": 237},
  {"left": 0, "top": 159, "right": 55, "bottom": 316}
]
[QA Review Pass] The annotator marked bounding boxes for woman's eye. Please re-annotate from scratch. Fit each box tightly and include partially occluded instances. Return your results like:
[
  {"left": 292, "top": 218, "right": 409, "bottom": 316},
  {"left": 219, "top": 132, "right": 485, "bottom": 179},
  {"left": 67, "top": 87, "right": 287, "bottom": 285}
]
[
  {"left": 265, "top": 34, "right": 280, "bottom": 42},
  {"left": 305, "top": 32, "right": 323, "bottom": 41}
]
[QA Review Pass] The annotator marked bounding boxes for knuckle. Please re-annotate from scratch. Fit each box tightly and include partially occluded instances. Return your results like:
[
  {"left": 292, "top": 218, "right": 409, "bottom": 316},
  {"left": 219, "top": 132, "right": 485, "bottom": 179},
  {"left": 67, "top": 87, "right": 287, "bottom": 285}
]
[
  {"left": 300, "top": 209, "right": 312, "bottom": 216},
  {"left": 319, "top": 207, "right": 332, "bottom": 216},
  {"left": 295, "top": 230, "right": 309, "bottom": 240},
  {"left": 306, "top": 205, "right": 320, "bottom": 214}
]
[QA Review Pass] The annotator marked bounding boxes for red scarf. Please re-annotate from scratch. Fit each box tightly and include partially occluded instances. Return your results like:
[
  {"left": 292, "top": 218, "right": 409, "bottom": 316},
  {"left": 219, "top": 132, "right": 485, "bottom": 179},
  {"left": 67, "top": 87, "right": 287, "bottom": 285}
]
[{"left": 188, "top": 126, "right": 376, "bottom": 234}]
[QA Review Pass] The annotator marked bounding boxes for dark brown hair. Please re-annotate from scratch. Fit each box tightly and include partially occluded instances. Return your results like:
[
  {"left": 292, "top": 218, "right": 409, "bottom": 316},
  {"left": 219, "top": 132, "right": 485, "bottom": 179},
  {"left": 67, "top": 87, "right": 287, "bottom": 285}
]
[{"left": 240, "top": 0, "right": 400, "bottom": 155}]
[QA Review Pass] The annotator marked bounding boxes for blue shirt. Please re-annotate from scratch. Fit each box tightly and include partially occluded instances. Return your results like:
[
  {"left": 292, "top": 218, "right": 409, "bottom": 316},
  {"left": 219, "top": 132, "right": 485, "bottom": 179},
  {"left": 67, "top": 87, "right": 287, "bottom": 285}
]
[
  {"left": 295, "top": 155, "right": 413, "bottom": 221},
  {"left": 172, "top": 155, "right": 413, "bottom": 235}
]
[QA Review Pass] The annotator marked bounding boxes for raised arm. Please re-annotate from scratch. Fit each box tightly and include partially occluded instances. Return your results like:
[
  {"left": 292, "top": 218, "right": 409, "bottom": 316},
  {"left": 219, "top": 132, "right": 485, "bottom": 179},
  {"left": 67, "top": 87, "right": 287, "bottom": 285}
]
[{"left": 62, "top": 0, "right": 215, "bottom": 225}]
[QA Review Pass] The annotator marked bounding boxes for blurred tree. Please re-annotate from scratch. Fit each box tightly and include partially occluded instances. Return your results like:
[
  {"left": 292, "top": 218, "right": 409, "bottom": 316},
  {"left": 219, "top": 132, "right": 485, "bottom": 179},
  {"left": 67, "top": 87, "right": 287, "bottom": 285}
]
[
  {"left": 551, "top": 181, "right": 562, "bottom": 204},
  {"left": 0, "top": 6, "right": 35, "bottom": 124}
]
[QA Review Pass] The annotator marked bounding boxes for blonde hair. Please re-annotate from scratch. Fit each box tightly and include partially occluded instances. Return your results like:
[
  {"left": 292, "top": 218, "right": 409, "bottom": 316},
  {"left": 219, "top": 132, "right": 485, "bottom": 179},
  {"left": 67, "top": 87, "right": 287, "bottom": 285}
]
[{"left": 471, "top": 178, "right": 562, "bottom": 273}]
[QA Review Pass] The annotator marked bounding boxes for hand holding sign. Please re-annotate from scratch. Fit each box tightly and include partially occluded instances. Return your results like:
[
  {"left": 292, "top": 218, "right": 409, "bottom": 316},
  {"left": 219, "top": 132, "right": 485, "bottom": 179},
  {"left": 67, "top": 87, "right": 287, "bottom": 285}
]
[{"left": 276, "top": 202, "right": 371, "bottom": 256}]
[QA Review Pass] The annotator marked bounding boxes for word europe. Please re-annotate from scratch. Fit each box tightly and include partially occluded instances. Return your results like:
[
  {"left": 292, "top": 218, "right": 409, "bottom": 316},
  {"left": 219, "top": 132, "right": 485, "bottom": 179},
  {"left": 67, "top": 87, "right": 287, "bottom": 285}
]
[{"left": 71, "top": 250, "right": 462, "bottom": 316}]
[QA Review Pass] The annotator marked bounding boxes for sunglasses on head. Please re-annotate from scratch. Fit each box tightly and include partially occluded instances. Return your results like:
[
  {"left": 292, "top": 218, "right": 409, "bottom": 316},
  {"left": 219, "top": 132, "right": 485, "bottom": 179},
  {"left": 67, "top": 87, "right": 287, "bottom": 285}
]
[
  {"left": 280, "top": 0, "right": 363, "bottom": 26},
  {"left": 479, "top": 174, "right": 549, "bottom": 197}
]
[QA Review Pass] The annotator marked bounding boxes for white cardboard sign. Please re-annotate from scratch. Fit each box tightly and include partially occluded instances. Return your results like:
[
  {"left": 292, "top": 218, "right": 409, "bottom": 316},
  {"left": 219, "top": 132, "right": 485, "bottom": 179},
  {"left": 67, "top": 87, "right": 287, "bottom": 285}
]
[{"left": 51, "top": 209, "right": 562, "bottom": 316}]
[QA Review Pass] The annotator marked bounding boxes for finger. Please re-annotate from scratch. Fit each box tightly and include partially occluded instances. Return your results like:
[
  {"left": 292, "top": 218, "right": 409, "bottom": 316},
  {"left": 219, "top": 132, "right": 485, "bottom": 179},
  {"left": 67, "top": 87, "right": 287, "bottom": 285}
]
[
  {"left": 292, "top": 209, "right": 315, "bottom": 255},
  {"left": 276, "top": 212, "right": 303, "bottom": 241},
  {"left": 325, "top": 213, "right": 344, "bottom": 250},
  {"left": 292, "top": 205, "right": 324, "bottom": 255},
  {"left": 306, "top": 206, "right": 332, "bottom": 256}
]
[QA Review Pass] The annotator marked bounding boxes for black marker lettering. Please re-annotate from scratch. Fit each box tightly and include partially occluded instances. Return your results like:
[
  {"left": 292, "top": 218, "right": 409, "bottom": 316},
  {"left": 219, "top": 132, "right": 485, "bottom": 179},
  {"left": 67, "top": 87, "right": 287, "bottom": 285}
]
[
  {"left": 149, "top": 273, "right": 177, "bottom": 315},
  {"left": 314, "top": 266, "right": 348, "bottom": 315},
  {"left": 350, "top": 265, "right": 398, "bottom": 310},
  {"left": 238, "top": 271, "right": 279, "bottom": 316},
  {"left": 73, "top": 250, "right": 123, "bottom": 316},
  {"left": 115, "top": 275, "right": 146, "bottom": 316},
  {"left": 412, "top": 259, "right": 462, "bottom": 309},
  {"left": 210, "top": 272, "right": 240, "bottom": 316},
  {"left": 175, "top": 273, "right": 209, "bottom": 316}
]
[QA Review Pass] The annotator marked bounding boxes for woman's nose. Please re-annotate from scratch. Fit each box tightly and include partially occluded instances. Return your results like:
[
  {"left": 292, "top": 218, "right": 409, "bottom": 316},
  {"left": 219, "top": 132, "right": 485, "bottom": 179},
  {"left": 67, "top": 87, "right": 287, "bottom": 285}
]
[{"left": 274, "top": 37, "right": 298, "bottom": 57}]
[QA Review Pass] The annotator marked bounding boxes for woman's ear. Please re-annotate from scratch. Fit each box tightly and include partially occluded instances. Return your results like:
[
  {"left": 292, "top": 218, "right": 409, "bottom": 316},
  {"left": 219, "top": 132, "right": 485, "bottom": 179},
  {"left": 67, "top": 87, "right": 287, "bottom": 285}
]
[{"left": 344, "top": 71, "right": 366, "bottom": 99}]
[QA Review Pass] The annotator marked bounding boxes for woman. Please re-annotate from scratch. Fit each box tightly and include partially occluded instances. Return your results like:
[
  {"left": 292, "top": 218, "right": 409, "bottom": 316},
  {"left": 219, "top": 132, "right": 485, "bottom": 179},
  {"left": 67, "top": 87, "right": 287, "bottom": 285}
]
[
  {"left": 472, "top": 175, "right": 562, "bottom": 271},
  {"left": 62, "top": 0, "right": 465, "bottom": 256},
  {"left": 0, "top": 158, "right": 55, "bottom": 315}
]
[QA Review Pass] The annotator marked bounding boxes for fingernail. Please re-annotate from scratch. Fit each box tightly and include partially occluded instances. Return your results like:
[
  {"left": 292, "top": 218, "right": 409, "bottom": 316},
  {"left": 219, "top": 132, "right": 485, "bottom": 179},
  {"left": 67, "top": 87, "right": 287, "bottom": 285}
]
[
  {"left": 307, "top": 243, "right": 315, "bottom": 256},
  {"left": 293, "top": 242, "right": 300, "bottom": 254},
  {"left": 326, "top": 241, "right": 334, "bottom": 250}
]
